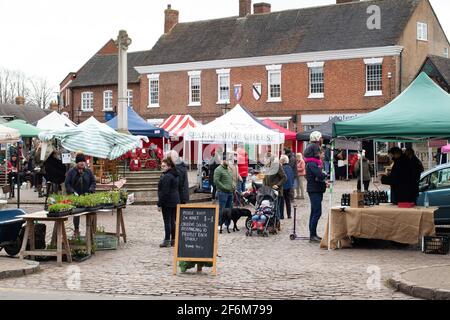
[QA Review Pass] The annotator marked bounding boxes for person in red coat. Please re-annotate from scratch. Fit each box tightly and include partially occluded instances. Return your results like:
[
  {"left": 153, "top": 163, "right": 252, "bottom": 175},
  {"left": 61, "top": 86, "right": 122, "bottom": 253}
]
[{"left": 237, "top": 147, "right": 249, "bottom": 193}]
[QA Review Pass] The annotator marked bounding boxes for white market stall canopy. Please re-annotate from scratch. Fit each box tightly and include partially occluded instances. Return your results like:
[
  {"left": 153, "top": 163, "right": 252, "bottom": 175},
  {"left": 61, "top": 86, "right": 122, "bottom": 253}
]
[
  {"left": 0, "top": 125, "right": 20, "bottom": 144},
  {"left": 36, "top": 111, "right": 77, "bottom": 131},
  {"left": 39, "top": 117, "right": 148, "bottom": 160},
  {"left": 184, "top": 104, "right": 285, "bottom": 145}
]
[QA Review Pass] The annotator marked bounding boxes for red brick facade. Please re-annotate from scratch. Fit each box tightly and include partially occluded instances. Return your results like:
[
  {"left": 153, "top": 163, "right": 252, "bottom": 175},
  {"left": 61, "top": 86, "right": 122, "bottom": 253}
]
[
  {"left": 69, "top": 84, "right": 141, "bottom": 124},
  {"left": 139, "top": 56, "right": 398, "bottom": 130}
]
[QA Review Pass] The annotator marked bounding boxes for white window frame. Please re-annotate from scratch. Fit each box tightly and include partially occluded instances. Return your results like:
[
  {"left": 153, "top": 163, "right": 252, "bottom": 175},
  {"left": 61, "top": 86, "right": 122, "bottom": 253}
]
[
  {"left": 308, "top": 61, "right": 325, "bottom": 99},
  {"left": 444, "top": 47, "right": 449, "bottom": 59},
  {"left": 103, "top": 90, "right": 113, "bottom": 111},
  {"left": 364, "top": 58, "right": 383, "bottom": 97},
  {"left": 216, "top": 69, "right": 230, "bottom": 104},
  {"left": 127, "top": 89, "right": 133, "bottom": 108},
  {"left": 81, "top": 92, "right": 94, "bottom": 111},
  {"left": 188, "top": 70, "right": 201, "bottom": 107},
  {"left": 417, "top": 22, "right": 428, "bottom": 41},
  {"left": 147, "top": 74, "right": 160, "bottom": 108},
  {"left": 266, "top": 64, "right": 282, "bottom": 102}
]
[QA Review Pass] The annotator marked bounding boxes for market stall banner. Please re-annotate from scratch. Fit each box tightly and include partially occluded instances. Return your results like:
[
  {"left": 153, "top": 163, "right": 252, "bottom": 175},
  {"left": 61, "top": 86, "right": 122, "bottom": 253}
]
[
  {"left": 184, "top": 104, "right": 284, "bottom": 145},
  {"left": 39, "top": 117, "right": 147, "bottom": 160}
]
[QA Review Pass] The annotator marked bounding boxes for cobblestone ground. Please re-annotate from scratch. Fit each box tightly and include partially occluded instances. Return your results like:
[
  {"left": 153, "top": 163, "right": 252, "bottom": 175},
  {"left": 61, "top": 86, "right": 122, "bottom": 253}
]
[{"left": 2, "top": 180, "right": 450, "bottom": 299}]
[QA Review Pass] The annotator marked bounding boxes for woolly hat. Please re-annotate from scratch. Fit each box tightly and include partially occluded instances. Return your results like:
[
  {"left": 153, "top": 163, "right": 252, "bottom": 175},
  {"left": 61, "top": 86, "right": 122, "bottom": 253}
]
[
  {"left": 75, "top": 153, "right": 86, "bottom": 163},
  {"left": 310, "top": 131, "right": 322, "bottom": 142}
]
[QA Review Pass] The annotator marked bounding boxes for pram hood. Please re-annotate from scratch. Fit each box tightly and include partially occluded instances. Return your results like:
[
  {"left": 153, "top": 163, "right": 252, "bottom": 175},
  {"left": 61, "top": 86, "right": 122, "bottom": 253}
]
[{"left": 256, "top": 186, "right": 278, "bottom": 206}]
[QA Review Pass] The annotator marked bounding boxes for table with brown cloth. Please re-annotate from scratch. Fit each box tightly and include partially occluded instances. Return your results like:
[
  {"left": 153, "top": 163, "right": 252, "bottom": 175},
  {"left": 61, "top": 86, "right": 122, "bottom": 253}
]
[{"left": 320, "top": 205, "right": 436, "bottom": 250}]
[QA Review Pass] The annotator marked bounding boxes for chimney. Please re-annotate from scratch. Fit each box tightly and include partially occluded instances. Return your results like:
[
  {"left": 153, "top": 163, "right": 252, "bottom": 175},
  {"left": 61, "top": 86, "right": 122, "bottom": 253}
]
[
  {"left": 164, "top": 4, "right": 179, "bottom": 34},
  {"left": 50, "top": 101, "right": 59, "bottom": 111},
  {"left": 15, "top": 96, "right": 25, "bottom": 106},
  {"left": 239, "top": 0, "right": 251, "bottom": 17},
  {"left": 336, "top": 0, "right": 360, "bottom": 4},
  {"left": 254, "top": 2, "right": 271, "bottom": 14}
]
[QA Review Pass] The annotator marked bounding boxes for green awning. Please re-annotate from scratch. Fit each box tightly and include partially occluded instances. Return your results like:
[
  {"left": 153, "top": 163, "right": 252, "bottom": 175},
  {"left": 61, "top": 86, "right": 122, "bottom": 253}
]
[
  {"left": 333, "top": 72, "right": 450, "bottom": 140},
  {"left": 4, "top": 119, "right": 42, "bottom": 138}
]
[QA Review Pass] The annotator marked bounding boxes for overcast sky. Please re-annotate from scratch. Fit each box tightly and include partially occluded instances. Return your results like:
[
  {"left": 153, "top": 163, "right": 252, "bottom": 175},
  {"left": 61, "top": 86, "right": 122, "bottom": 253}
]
[{"left": 1, "top": 0, "right": 449, "bottom": 95}]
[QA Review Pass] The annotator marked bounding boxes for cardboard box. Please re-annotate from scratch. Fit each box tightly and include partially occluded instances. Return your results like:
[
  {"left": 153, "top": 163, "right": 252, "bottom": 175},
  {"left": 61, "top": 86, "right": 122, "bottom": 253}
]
[{"left": 350, "top": 192, "right": 364, "bottom": 208}]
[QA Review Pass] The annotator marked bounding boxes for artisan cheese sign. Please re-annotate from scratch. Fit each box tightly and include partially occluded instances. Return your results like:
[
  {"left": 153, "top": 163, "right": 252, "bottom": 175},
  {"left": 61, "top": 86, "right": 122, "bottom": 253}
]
[{"left": 173, "top": 204, "right": 219, "bottom": 275}]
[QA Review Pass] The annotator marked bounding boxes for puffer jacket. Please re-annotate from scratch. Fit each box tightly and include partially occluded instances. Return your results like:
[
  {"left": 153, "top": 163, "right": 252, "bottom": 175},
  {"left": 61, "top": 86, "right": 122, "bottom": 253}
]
[
  {"left": 158, "top": 168, "right": 180, "bottom": 208},
  {"left": 305, "top": 161, "right": 327, "bottom": 194}
]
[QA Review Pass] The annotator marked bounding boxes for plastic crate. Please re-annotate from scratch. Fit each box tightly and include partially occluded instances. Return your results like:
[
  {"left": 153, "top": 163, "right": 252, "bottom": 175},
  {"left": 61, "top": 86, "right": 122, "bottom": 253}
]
[
  {"left": 74, "top": 234, "right": 118, "bottom": 251},
  {"left": 422, "top": 236, "right": 449, "bottom": 255},
  {"left": 94, "top": 234, "right": 118, "bottom": 251}
]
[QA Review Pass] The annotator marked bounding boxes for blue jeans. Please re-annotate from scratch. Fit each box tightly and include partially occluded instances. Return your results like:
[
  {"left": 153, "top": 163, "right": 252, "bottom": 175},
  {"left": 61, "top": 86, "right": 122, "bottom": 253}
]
[
  {"left": 217, "top": 191, "right": 233, "bottom": 226},
  {"left": 240, "top": 176, "right": 247, "bottom": 193},
  {"left": 324, "top": 161, "right": 330, "bottom": 175},
  {"left": 308, "top": 192, "right": 323, "bottom": 237},
  {"left": 251, "top": 214, "right": 267, "bottom": 223}
]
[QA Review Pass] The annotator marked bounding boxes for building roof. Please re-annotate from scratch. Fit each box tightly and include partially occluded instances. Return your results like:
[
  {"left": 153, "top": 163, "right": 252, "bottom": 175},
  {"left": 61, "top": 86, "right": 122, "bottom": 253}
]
[
  {"left": 428, "top": 55, "right": 450, "bottom": 86},
  {"left": 69, "top": 50, "right": 152, "bottom": 88},
  {"left": 143, "top": 0, "right": 420, "bottom": 66},
  {"left": 0, "top": 104, "right": 51, "bottom": 124}
]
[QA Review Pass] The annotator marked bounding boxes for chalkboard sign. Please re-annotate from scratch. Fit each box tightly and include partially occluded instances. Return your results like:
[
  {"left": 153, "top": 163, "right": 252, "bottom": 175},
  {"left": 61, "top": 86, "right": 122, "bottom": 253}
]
[{"left": 173, "top": 204, "right": 219, "bottom": 275}]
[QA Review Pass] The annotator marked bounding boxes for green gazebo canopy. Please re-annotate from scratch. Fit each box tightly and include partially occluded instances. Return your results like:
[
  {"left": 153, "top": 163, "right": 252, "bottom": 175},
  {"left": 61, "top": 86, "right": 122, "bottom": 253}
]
[
  {"left": 333, "top": 72, "right": 450, "bottom": 140},
  {"left": 4, "top": 119, "right": 42, "bottom": 138}
]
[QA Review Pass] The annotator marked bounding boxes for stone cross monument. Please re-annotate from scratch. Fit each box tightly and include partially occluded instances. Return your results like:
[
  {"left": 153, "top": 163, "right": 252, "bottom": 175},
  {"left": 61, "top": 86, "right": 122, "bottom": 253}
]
[{"left": 115, "top": 30, "right": 132, "bottom": 134}]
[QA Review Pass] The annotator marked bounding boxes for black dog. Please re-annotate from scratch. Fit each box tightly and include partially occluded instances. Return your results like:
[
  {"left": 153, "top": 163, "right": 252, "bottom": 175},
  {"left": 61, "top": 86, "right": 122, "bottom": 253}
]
[{"left": 220, "top": 208, "right": 252, "bottom": 233}]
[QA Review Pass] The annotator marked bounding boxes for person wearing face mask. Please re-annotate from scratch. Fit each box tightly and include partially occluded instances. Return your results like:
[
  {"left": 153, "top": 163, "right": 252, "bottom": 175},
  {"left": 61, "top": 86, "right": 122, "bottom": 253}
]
[
  {"left": 157, "top": 157, "right": 180, "bottom": 248},
  {"left": 214, "top": 155, "right": 233, "bottom": 229},
  {"left": 65, "top": 153, "right": 96, "bottom": 238}
]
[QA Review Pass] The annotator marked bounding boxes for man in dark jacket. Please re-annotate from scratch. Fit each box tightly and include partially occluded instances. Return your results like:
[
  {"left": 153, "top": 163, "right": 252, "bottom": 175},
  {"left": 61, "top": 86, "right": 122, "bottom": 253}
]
[
  {"left": 280, "top": 155, "right": 294, "bottom": 219},
  {"left": 285, "top": 148, "right": 298, "bottom": 180},
  {"left": 44, "top": 151, "right": 67, "bottom": 193},
  {"left": 304, "top": 131, "right": 327, "bottom": 242},
  {"left": 168, "top": 150, "right": 189, "bottom": 204},
  {"left": 263, "top": 155, "right": 287, "bottom": 224},
  {"left": 65, "top": 153, "right": 96, "bottom": 237},
  {"left": 209, "top": 149, "right": 222, "bottom": 202},
  {"left": 405, "top": 147, "right": 424, "bottom": 203},
  {"left": 381, "top": 147, "right": 415, "bottom": 204},
  {"left": 158, "top": 158, "right": 180, "bottom": 247}
]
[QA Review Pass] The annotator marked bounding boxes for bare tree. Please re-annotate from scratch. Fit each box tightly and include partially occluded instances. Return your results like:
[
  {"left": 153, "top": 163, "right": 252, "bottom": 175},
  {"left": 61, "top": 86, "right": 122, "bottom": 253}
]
[
  {"left": 0, "top": 68, "right": 29, "bottom": 104},
  {"left": 28, "top": 77, "right": 55, "bottom": 109}
]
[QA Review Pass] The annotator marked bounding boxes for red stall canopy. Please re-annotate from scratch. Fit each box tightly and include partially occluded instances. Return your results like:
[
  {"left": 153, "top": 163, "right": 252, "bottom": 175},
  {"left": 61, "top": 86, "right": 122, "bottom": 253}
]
[{"left": 262, "top": 118, "right": 297, "bottom": 141}]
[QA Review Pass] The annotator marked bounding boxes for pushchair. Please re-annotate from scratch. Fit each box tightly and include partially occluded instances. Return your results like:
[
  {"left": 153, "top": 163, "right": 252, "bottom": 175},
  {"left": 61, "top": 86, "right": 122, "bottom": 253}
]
[{"left": 245, "top": 186, "right": 279, "bottom": 237}]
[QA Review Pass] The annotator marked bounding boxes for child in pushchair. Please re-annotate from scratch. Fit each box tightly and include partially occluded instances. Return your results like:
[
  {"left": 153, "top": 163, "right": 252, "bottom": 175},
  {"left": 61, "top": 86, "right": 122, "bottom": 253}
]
[{"left": 246, "top": 186, "right": 279, "bottom": 237}]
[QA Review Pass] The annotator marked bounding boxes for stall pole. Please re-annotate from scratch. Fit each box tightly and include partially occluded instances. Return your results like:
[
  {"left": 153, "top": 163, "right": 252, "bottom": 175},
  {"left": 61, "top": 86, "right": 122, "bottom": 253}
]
[
  {"left": 373, "top": 140, "right": 378, "bottom": 183},
  {"left": 346, "top": 149, "right": 349, "bottom": 181},
  {"left": 197, "top": 141, "right": 203, "bottom": 187},
  {"left": 360, "top": 141, "right": 364, "bottom": 192},
  {"left": 183, "top": 139, "right": 187, "bottom": 163},
  {"left": 328, "top": 140, "right": 335, "bottom": 251},
  {"left": 295, "top": 140, "right": 298, "bottom": 154},
  {"left": 428, "top": 139, "right": 432, "bottom": 170},
  {"left": 189, "top": 141, "right": 192, "bottom": 171},
  {"left": 17, "top": 144, "right": 21, "bottom": 209},
  {"left": 163, "top": 137, "right": 165, "bottom": 154}
]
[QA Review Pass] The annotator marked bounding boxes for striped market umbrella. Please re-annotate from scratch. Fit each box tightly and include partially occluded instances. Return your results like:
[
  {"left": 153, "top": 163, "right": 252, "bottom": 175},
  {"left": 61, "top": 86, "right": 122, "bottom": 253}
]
[{"left": 39, "top": 117, "right": 147, "bottom": 160}]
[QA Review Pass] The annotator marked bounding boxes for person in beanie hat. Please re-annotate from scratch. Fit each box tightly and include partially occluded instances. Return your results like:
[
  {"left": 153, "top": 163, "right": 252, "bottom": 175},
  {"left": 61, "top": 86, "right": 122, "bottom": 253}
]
[{"left": 65, "top": 153, "right": 96, "bottom": 238}]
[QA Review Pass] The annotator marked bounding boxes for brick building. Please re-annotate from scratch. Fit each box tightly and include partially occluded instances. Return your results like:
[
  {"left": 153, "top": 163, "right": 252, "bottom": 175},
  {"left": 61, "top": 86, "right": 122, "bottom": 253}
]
[
  {"left": 61, "top": 0, "right": 449, "bottom": 132},
  {"left": 59, "top": 40, "right": 151, "bottom": 124}
]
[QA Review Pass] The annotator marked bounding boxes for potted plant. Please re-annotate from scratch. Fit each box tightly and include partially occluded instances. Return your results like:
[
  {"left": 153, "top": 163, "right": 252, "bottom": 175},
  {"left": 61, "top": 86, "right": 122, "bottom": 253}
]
[
  {"left": 82, "top": 194, "right": 101, "bottom": 212},
  {"left": 47, "top": 203, "right": 75, "bottom": 217},
  {"left": 111, "top": 191, "right": 121, "bottom": 208},
  {"left": 97, "top": 192, "right": 114, "bottom": 209}
]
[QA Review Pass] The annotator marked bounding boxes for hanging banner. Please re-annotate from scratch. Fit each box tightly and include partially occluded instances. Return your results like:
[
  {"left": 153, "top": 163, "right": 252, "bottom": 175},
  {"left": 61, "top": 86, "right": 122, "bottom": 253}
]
[{"left": 334, "top": 139, "right": 361, "bottom": 150}]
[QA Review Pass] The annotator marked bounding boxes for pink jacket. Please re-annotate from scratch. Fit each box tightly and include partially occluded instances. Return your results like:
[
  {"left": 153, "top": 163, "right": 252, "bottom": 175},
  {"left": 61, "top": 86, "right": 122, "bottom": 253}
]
[{"left": 297, "top": 159, "right": 306, "bottom": 176}]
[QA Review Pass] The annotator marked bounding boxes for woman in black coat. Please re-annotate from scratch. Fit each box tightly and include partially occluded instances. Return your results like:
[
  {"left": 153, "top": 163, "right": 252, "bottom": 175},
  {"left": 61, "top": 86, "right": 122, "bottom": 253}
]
[{"left": 158, "top": 158, "right": 180, "bottom": 248}]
